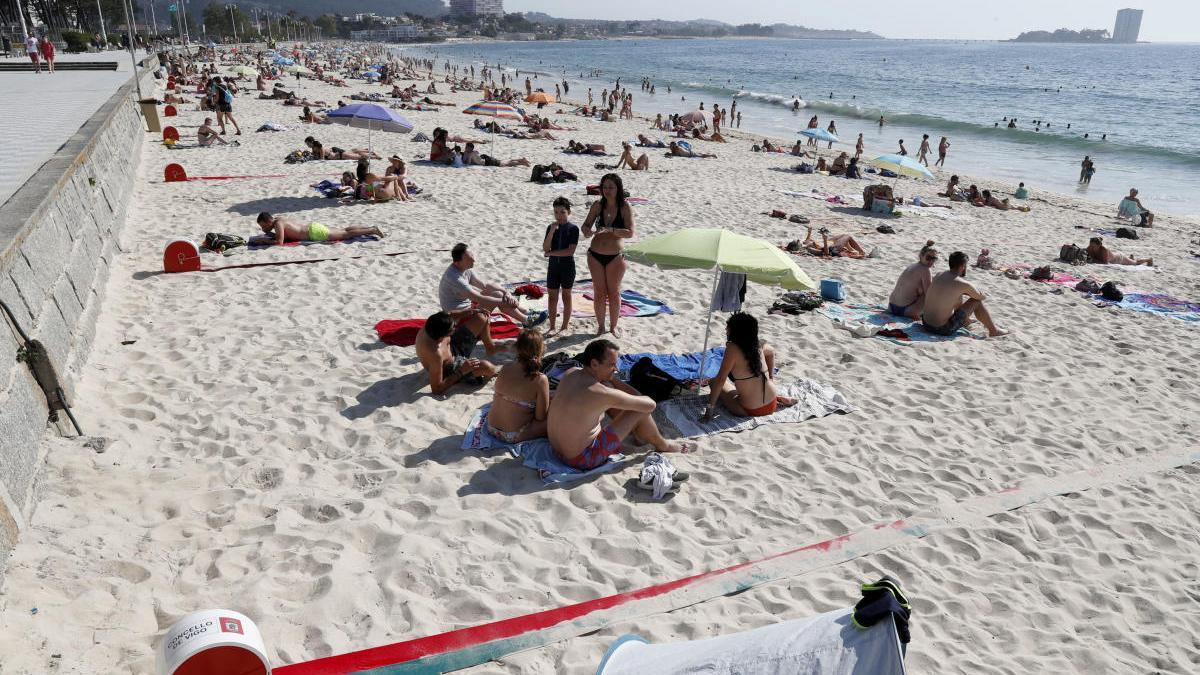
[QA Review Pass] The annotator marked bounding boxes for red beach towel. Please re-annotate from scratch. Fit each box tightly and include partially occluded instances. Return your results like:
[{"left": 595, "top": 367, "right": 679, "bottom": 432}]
[{"left": 375, "top": 315, "right": 522, "bottom": 347}]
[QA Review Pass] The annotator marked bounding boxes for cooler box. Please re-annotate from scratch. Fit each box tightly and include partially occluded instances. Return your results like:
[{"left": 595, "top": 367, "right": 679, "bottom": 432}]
[{"left": 820, "top": 278, "right": 846, "bottom": 302}]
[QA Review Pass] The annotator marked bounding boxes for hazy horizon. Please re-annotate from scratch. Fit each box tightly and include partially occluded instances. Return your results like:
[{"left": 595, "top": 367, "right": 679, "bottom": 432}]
[{"left": 504, "top": 0, "right": 1197, "bottom": 43}]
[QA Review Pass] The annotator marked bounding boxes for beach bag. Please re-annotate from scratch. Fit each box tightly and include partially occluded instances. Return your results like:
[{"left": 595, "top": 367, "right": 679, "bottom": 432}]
[
  {"left": 879, "top": 169, "right": 898, "bottom": 178},
  {"left": 1101, "top": 281, "right": 1124, "bottom": 302},
  {"left": 876, "top": 224, "right": 896, "bottom": 234},
  {"left": 1075, "top": 279, "right": 1101, "bottom": 294},
  {"left": 796, "top": 162, "right": 814, "bottom": 174},
  {"left": 1030, "top": 266, "right": 1053, "bottom": 281},
  {"left": 629, "top": 357, "right": 682, "bottom": 402},
  {"left": 1058, "top": 244, "right": 1088, "bottom": 265},
  {"left": 862, "top": 184, "right": 894, "bottom": 211},
  {"left": 788, "top": 214, "right": 810, "bottom": 224},
  {"left": 201, "top": 232, "right": 246, "bottom": 253},
  {"left": 1116, "top": 227, "right": 1139, "bottom": 240}
]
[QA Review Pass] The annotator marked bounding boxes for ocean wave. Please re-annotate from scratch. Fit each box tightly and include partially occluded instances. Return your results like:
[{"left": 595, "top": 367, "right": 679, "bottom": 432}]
[{"left": 734, "top": 90, "right": 802, "bottom": 107}]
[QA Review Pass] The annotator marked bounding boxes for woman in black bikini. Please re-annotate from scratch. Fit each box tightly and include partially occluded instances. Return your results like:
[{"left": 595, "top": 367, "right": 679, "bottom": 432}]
[{"left": 582, "top": 173, "right": 634, "bottom": 336}]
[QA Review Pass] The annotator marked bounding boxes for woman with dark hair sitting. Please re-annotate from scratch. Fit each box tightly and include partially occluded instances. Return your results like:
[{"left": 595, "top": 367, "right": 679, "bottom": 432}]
[
  {"left": 485, "top": 330, "right": 551, "bottom": 443},
  {"left": 702, "top": 313, "right": 796, "bottom": 421}
]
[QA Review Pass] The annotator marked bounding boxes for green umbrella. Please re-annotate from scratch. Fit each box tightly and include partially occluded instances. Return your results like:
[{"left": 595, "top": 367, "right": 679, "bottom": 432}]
[{"left": 626, "top": 228, "right": 814, "bottom": 375}]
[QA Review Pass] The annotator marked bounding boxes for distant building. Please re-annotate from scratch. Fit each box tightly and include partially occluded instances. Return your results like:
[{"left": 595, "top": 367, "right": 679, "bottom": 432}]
[
  {"left": 1112, "top": 8, "right": 1143, "bottom": 43},
  {"left": 350, "top": 25, "right": 426, "bottom": 42},
  {"left": 449, "top": 0, "right": 504, "bottom": 18}
]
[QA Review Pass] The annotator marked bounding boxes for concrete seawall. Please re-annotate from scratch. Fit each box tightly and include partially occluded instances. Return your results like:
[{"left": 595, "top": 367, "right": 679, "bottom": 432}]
[{"left": 0, "top": 57, "right": 157, "bottom": 577}]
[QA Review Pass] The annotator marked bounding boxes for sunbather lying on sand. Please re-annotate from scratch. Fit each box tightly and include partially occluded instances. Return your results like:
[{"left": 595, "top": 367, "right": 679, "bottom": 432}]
[
  {"left": 1086, "top": 237, "right": 1152, "bottom": 266},
  {"left": 304, "top": 136, "right": 379, "bottom": 160},
  {"left": 300, "top": 106, "right": 327, "bottom": 123},
  {"left": 702, "top": 313, "right": 796, "bottom": 420},
  {"left": 566, "top": 140, "right": 607, "bottom": 155},
  {"left": 548, "top": 339, "right": 691, "bottom": 469},
  {"left": 982, "top": 190, "right": 1031, "bottom": 212},
  {"left": 615, "top": 142, "right": 650, "bottom": 171},
  {"left": 668, "top": 141, "right": 716, "bottom": 158},
  {"left": 799, "top": 226, "right": 871, "bottom": 259},
  {"left": 256, "top": 211, "right": 383, "bottom": 244},
  {"left": 637, "top": 134, "right": 667, "bottom": 148}
]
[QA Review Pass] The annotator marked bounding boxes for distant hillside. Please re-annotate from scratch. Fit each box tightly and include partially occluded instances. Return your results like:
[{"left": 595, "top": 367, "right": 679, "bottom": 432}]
[
  {"left": 520, "top": 13, "right": 880, "bottom": 39},
  {"left": 188, "top": 0, "right": 448, "bottom": 20}
]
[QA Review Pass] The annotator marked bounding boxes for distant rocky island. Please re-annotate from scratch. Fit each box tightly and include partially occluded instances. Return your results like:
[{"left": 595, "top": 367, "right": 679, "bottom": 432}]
[
  {"left": 1009, "top": 28, "right": 1112, "bottom": 43},
  {"left": 519, "top": 14, "right": 882, "bottom": 40}
]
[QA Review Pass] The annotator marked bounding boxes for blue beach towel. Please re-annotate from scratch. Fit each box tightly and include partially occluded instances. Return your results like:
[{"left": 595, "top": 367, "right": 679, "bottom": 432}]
[
  {"left": 618, "top": 348, "right": 725, "bottom": 380},
  {"left": 312, "top": 179, "right": 350, "bottom": 199},
  {"left": 461, "top": 405, "right": 627, "bottom": 484},
  {"left": 1092, "top": 292, "right": 1200, "bottom": 323},
  {"left": 820, "top": 303, "right": 983, "bottom": 344}
]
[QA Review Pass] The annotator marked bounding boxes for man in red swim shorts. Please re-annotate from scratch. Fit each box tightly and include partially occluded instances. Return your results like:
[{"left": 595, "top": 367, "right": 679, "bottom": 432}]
[{"left": 548, "top": 339, "right": 691, "bottom": 470}]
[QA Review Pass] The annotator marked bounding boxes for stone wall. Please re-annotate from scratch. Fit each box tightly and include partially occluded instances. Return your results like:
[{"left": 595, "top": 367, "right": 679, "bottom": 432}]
[{"left": 0, "top": 60, "right": 156, "bottom": 577}]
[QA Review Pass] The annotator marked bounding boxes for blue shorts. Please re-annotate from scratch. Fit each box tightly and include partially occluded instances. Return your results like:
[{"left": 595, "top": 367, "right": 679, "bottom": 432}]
[{"left": 923, "top": 307, "right": 968, "bottom": 336}]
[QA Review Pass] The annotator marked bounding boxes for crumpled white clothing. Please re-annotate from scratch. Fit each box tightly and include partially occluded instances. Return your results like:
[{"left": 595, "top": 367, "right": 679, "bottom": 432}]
[{"left": 640, "top": 452, "right": 677, "bottom": 500}]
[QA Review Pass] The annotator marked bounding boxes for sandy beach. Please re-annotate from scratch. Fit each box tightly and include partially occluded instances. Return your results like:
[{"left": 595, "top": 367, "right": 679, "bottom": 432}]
[{"left": 0, "top": 48, "right": 1198, "bottom": 674}]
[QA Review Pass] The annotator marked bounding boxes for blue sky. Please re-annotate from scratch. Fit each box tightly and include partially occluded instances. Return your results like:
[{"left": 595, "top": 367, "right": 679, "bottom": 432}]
[{"left": 504, "top": 1, "right": 1196, "bottom": 42}]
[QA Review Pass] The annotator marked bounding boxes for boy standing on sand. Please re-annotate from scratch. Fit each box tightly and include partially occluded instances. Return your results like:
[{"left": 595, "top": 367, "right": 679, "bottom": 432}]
[
  {"left": 936, "top": 136, "right": 950, "bottom": 167},
  {"left": 917, "top": 134, "right": 931, "bottom": 166},
  {"left": 543, "top": 197, "right": 579, "bottom": 335}
]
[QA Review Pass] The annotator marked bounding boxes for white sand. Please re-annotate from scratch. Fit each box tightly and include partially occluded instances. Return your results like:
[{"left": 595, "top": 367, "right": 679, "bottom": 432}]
[{"left": 1, "top": 52, "right": 1199, "bottom": 674}]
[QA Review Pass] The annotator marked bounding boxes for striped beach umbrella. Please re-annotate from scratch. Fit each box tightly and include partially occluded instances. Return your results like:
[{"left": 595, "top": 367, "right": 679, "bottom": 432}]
[{"left": 462, "top": 101, "right": 524, "bottom": 120}]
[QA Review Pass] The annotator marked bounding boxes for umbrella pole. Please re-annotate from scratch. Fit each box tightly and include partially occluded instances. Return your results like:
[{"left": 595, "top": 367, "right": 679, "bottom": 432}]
[{"left": 697, "top": 267, "right": 722, "bottom": 382}]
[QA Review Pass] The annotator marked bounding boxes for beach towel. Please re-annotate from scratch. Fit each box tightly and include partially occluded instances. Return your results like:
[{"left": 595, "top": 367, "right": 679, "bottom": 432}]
[
  {"left": 820, "top": 303, "right": 983, "bottom": 344},
  {"left": 461, "top": 406, "right": 628, "bottom": 483},
  {"left": 312, "top": 179, "right": 351, "bottom": 199},
  {"left": 654, "top": 380, "right": 854, "bottom": 439},
  {"left": 618, "top": 348, "right": 724, "bottom": 381},
  {"left": 1092, "top": 291, "right": 1200, "bottom": 323},
  {"left": 508, "top": 281, "right": 674, "bottom": 318},
  {"left": 246, "top": 234, "right": 378, "bottom": 250},
  {"left": 374, "top": 314, "right": 521, "bottom": 347}
]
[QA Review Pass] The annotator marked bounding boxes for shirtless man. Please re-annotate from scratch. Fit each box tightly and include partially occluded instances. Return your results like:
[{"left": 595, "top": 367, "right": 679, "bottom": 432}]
[
  {"left": 887, "top": 241, "right": 938, "bottom": 319},
  {"left": 547, "top": 339, "right": 690, "bottom": 470},
  {"left": 439, "top": 243, "right": 534, "bottom": 325},
  {"left": 917, "top": 134, "right": 931, "bottom": 166},
  {"left": 922, "top": 251, "right": 1008, "bottom": 338},
  {"left": 197, "top": 118, "right": 230, "bottom": 146},
  {"left": 615, "top": 142, "right": 649, "bottom": 171},
  {"left": 935, "top": 136, "right": 950, "bottom": 167},
  {"left": 255, "top": 212, "right": 383, "bottom": 244},
  {"left": 414, "top": 311, "right": 498, "bottom": 396},
  {"left": 941, "top": 175, "right": 964, "bottom": 201}
]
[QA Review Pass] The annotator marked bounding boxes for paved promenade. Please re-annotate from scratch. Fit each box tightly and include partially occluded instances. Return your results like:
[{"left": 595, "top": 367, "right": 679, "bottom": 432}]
[{"left": 0, "top": 50, "right": 147, "bottom": 208}]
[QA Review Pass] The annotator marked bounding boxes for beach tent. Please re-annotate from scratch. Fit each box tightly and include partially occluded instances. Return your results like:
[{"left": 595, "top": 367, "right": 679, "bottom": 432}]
[
  {"left": 325, "top": 103, "right": 413, "bottom": 152},
  {"left": 625, "top": 228, "right": 813, "bottom": 376},
  {"left": 595, "top": 608, "right": 907, "bottom": 675}
]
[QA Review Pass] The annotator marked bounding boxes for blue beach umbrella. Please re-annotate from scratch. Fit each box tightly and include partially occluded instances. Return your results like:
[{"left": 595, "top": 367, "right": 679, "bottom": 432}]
[
  {"left": 326, "top": 103, "right": 413, "bottom": 151},
  {"left": 870, "top": 154, "right": 935, "bottom": 180},
  {"left": 800, "top": 128, "right": 839, "bottom": 143}
]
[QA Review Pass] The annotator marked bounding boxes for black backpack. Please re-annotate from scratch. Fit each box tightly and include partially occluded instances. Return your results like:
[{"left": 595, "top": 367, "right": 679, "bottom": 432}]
[
  {"left": 629, "top": 357, "right": 682, "bottom": 402},
  {"left": 1116, "top": 227, "right": 1139, "bottom": 240},
  {"left": 1101, "top": 281, "right": 1124, "bottom": 302},
  {"left": 1058, "top": 244, "right": 1089, "bottom": 265}
]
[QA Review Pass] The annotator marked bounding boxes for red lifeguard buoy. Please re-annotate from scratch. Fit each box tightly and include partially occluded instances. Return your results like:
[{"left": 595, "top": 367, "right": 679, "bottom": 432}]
[
  {"left": 163, "top": 126, "right": 180, "bottom": 142},
  {"left": 164, "top": 104, "right": 178, "bottom": 117},
  {"left": 164, "top": 163, "right": 188, "bottom": 182},
  {"left": 163, "top": 240, "right": 202, "bottom": 273}
]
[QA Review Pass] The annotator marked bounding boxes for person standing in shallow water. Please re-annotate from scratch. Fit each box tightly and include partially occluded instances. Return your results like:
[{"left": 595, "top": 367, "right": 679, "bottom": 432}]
[{"left": 582, "top": 173, "right": 634, "bottom": 337}]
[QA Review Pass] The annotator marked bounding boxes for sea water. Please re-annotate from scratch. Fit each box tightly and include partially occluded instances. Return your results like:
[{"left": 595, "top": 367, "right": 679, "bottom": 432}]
[{"left": 405, "top": 38, "right": 1200, "bottom": 215}]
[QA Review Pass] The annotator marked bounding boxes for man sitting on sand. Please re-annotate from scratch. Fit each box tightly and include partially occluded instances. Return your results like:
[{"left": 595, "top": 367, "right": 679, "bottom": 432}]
[
  {"left": 439, "top": 243, "right": 536, "bottom": 326},
  {"left": 615, "top": 142, "right": 650, "bottom": 171},
  {"left": 941, "top": 175, "right": 965, "bottom": 201},
  {"left": 415, "top": 311, "right": 498, "bottom": 395},
  {"left": 922, "top": 251, "right": 1008, "bottom": 337},
  {"left": 255, "top": 212, "right": 383, "bottom": 244},
  {"left": 887, "top": 241, "right": 938, "bottom": 319},
  {"left": 1121, "top": 188, "right": 1155, "bottom": 227},
  {"left": 548, "top": 339, "right": 691, "bottom": 469},
  {"left": 1086, "top": 237, "right": 1153, "bottom": 266},
  {"left": 197, "top": 118, "right": 230, "bottom": 146}
]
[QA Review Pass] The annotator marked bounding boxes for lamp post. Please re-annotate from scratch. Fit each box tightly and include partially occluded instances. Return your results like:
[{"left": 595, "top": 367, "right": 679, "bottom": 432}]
[
  {"left": 118, "top": 0, "right": 143, "bottom": 98},
  {"left": 96, "top": 0, "right": 108, "bottom": 45},
  {"left": 227, "top": 4, "right": 237, "bottom": 43}
]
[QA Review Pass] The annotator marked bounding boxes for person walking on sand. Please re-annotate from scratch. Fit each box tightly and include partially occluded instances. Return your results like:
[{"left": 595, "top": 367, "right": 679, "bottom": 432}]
[
  {"left": 548, "top": 339, "right": 691, "bottom": 470},
  {"left": 917, "top": 134, "right": 931, "bottom": 166},
  {"left": 936, "top": 136, "right": 950, "bottom": 167},
  {"left": 26, "top": 34, "right": 41, "bottom": 73},
  {"left": 39, "top": 36, "right": 55, "bottom": 73},
  {"left": 215, "top": 77, "right": 242, "bottom": 135},
  {"left": 582, "top": 173, "right": 634, "bottom": 337},
  {"left": 826, "top": 120, "right": 837, "bottom": 149},
  {"left": 922, "top": 251, "right": 1008, "bottom": 338},
  {"left": 542, "top": 197, "right": 580, "bottom": 335}
]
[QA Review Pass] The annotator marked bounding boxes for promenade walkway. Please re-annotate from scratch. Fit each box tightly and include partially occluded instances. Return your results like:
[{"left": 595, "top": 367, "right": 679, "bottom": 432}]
[{"left": 0, "top": 50, "right": 147, "bottom": 208}]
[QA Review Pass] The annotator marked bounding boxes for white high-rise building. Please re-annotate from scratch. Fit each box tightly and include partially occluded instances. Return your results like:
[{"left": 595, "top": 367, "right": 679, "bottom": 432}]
[
  {"left": 1112, "top": 8, "right": 1143, "bottom": 43},
  {"left": 449, "top": 0, "right": 504, "bottom": 18}
]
